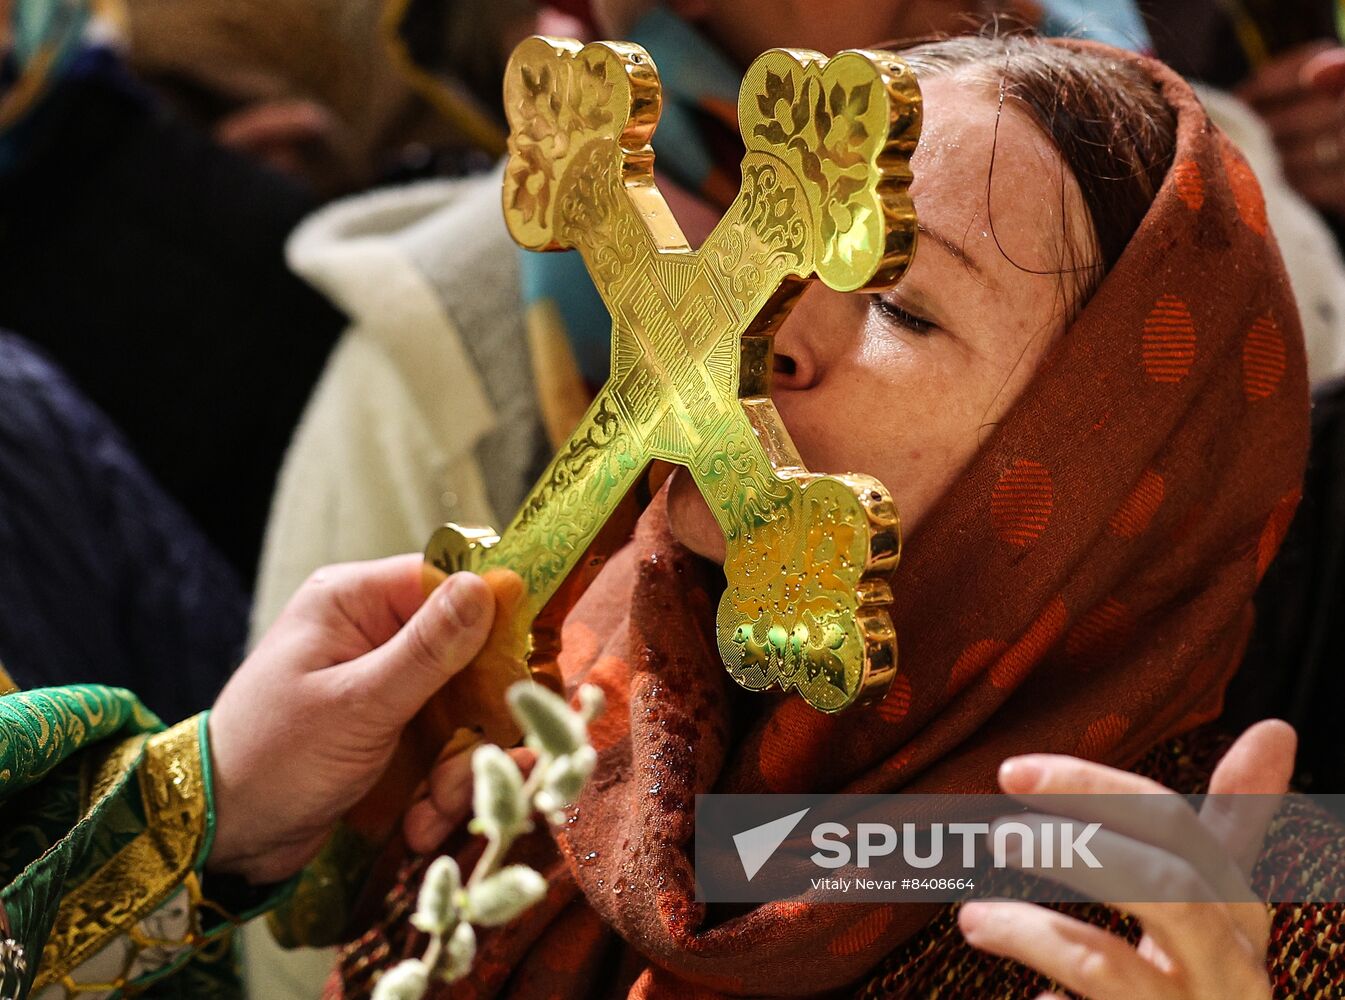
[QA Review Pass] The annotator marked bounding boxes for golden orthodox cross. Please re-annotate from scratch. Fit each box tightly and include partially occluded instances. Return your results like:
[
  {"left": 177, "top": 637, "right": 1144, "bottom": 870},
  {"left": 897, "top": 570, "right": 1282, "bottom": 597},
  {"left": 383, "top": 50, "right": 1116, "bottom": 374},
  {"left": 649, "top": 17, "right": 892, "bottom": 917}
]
[{"left": 421, "top": 35, "right": 922, "bottom": 751}]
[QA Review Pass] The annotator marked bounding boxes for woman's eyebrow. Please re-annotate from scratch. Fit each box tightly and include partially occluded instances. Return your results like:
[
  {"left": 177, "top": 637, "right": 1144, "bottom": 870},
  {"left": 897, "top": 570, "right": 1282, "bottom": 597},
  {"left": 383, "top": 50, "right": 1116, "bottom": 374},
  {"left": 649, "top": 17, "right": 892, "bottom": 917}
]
[{"left": 918, "top": 223, "right": 985, "bottom": 277}]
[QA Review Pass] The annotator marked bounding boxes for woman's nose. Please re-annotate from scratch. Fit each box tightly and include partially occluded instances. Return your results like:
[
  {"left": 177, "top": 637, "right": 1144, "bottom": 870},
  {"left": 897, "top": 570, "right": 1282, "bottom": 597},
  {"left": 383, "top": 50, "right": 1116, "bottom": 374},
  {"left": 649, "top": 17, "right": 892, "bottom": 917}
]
[
  {"left": 773, "top": 324, "right": 818, "bottom": 391},
  {"left": 772, "top": 285, "right": 839, "bottom": 391}
]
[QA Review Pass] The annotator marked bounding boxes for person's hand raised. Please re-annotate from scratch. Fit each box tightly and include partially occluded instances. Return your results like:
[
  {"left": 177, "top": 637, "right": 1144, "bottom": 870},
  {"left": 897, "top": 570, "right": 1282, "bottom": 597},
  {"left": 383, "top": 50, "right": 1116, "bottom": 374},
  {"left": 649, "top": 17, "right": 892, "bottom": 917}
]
[
  {"left": 960, "top": 720, "right": 1295, "bottom": 1000},
  {"left": 1241, "top": 41, "right": 1345, "bottom": 218},
  {"left": 206, "top": 555, "right": 494, "bottom": 884}
]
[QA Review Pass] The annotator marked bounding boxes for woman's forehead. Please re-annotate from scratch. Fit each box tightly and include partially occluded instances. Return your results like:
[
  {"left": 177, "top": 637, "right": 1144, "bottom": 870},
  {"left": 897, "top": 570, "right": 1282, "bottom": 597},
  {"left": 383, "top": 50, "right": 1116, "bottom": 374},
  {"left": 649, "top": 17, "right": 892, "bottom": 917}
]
[{"left": 909, "top": 75, "right": 1086, "bottom": 275}]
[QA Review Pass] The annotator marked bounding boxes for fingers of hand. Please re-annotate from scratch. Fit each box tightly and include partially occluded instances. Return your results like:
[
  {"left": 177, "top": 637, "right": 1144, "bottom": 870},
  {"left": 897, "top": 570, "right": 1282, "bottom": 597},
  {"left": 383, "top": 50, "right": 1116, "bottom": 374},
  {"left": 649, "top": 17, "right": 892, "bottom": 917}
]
[
  {"left": 1278, "top": 125, "right": 1345, "bottom": 193},
  {"left": 1202, "top": 720, "right": 1296, "bottom": 880},
  {"left": 1239, "top": 41, "right": 1342, "bottom": 105},
  {"left": 1281, "top": 168, "right": 1345, "bottom": 215},
  {"left": 287, "top": 554, "right": 428, "bottom": 644},
  {"left": 404, "top": 746, "right": 536, "bottom": 854},
  {"left": 1000, "top": 755, "right": 1268, "bottom": 944},
  {"left": 350, "top": 572, "right": 495, "bottom": 726},
  {"left": 999, "top": 754, "right": 1172, "bottom": 797},
  {"left": 990, "top": 756, "right": 1274, "bottom": 998},
  {"left": 999, "top": 756, "right": 1252, "bottom": 906},
  {"left": 1303, "top": 47, "right": 1345, "bottom": 97},
  {"left": 994, "top": 817, "right": 1268, "bottom": 996},
  {"left": 996, "top": 812, "right": 1251, "bottom": 904},
  {"left": 1256, "top": 92, "right": 1341, "bottom": 143},
  {"left": 959, "top": 900, "right": 1179, "bottom": 1000},
  {"left": 405, "top": 792, "right": 462, "bottom": 856},
  {"left": 1127, "top": 901, "right": 1268, "bottom": 998},
  {"left": 961, "top": 896, "right": 1269, "bottom": 1000}
]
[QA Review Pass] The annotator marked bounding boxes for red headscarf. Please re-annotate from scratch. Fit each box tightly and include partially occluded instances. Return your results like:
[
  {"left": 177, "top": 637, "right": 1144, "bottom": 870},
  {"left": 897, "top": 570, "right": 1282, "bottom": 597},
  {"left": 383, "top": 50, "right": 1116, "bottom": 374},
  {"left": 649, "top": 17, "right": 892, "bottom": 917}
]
[{"left": 331, "top": 38, "right": 1310, "bottom": 1000}]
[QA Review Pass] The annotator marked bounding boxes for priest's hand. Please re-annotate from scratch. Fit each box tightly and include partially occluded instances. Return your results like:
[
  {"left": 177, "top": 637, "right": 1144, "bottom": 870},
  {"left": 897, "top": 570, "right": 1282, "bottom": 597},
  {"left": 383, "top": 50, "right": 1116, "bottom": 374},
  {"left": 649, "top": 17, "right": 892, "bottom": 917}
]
[
  {"left": 205, "top": 554, "right": 494, "bottom": 884},
  {"left": 959, "top": 719, "right": 1295, "bottom": 1000}
]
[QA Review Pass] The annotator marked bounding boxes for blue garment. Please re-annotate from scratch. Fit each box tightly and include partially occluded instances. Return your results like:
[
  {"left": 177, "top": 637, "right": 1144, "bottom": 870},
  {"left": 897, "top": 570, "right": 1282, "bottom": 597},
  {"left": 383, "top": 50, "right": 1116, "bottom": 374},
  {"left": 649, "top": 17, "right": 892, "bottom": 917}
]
[
  {"left": 1037, "top": 0, "right": 1152, "bottom": 52},
  {"left": 0, "top": 333, "right": 247, "bottom": 721}
]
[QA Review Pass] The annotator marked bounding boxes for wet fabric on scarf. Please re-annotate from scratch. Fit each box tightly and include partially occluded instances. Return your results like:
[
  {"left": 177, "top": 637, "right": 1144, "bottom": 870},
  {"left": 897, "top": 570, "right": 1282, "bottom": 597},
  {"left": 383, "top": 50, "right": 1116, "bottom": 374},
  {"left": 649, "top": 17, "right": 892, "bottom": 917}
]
[{"left": 331, "top": 38, "right": 1311, "bottom": 1000}]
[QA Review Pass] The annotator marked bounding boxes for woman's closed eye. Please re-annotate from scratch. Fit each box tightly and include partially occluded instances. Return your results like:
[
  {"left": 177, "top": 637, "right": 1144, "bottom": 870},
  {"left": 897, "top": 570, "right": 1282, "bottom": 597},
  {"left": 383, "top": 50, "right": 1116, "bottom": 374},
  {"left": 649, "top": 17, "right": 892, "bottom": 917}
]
[{"left": 870, "top": 294, "right": 937, "bottom": 335}]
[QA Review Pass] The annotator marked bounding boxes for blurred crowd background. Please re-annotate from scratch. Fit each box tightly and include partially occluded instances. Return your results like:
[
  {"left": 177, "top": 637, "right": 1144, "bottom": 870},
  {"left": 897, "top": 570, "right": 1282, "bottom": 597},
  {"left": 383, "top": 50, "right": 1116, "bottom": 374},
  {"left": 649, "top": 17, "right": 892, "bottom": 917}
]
[{"left": 4, "top": 1, "right": 1345, "bottom": 994}]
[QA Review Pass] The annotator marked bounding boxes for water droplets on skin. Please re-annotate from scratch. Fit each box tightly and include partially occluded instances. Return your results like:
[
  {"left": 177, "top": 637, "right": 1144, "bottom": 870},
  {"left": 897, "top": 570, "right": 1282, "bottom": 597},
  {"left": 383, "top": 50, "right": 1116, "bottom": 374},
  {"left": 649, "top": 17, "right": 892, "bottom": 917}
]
[
  {"left": 581, "top": 851, "right": 600, "bottom": 865},
  {"left": 648, "top": 782, "right": 662, "bottom": 795}
]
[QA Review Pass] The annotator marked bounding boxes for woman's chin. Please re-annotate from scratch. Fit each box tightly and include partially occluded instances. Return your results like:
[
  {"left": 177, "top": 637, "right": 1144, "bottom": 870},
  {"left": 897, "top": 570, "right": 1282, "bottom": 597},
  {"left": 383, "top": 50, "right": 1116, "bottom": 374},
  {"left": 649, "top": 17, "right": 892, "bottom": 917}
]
[{"left": 666, "top": 468, "right": 727, "bottom": 564}]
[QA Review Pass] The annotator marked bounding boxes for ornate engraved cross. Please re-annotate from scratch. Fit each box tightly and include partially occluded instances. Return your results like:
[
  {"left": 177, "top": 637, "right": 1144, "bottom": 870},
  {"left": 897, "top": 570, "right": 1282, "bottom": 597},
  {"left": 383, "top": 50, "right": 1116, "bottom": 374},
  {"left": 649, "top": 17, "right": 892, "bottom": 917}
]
[
  {"left": 274, "top": 36, "right": 922, "bottom": 947},
  {"left": 422, "top": 35, "right": 922, "bottom": 749}
]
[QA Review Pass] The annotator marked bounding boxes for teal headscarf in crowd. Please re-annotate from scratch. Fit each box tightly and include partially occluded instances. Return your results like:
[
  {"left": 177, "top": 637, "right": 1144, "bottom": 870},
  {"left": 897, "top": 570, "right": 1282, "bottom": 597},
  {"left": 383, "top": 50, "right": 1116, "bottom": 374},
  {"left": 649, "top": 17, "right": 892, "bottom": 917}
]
[{"left": 1, "top": 0, "right": 96, "bottom": 172}]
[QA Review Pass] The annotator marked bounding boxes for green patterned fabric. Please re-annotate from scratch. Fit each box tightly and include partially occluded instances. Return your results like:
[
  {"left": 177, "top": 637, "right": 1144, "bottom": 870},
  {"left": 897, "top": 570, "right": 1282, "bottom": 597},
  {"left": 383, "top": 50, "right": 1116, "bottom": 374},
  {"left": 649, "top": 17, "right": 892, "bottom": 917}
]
[
  {"left": 0, "top": 684, "right": 161, "bottom": 792},
  {"left": 1, "top": 686, "right": 160, "bottom": 997},
  {"left": 0, "top": 687, "right": 254, "bottom": 999},
  {"left": 0, "top": 684, "right": 160, "bottom": 892}
]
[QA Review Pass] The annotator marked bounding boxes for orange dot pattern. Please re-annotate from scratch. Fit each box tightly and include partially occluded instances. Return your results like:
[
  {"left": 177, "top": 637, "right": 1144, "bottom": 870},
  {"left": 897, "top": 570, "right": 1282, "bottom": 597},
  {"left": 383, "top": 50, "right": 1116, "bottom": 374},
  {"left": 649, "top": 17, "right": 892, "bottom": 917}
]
[
  {"left": 947, "top": 638, "right": 1008, "bottom": 696},
  {"left": 1256, "top": 490, "right": 1301, "bottom": 582},
  {"left": 826, "top": 908, "right": 894, "bottom": 957},
  {"left": 338, "top": 51, "right": 1320, "bottom": 1000},
  {"left": 1222, "top": 144, "right": 1269, "bottom": 236},
  {"left": 1142, "top": 295, "right": 1197, "bottom": 384},
  {"left": 990, "top": 459, "right": 1054, "bottom": 547},
  {"left": 875, "top": 672, "right": 912, "bottom": 724},
  {"left": 1172, "top": 160, "right": 1205, "bottom": 212},
  {"left": 880, "top": 745, "right": 915, "bottom": 776},
  {"left": 1108, "top": 469, "right": 1165, "bottom": 539},
  {"left": 1243, "top": 314, "right": 1287, "bottom": 402},
  {"left": 989, "top": 597, "right": 1067, "bottom": 690},
  {"left": 1074, "top": 713, "right": 1130, "bottom": 759},
  {"left": 756, "top": 697, "right": 828, "bottom": 792},
  {"left": 1065, "top": 598, "right": 1135, "bottom": 664}
]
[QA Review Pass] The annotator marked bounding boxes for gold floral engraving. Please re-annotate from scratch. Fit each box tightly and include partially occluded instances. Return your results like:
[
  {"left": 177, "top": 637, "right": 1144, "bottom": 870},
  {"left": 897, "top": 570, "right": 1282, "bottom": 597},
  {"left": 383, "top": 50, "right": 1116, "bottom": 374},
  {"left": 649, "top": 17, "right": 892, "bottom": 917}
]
[{"left": 424, "top": 37, "right": 920, "bottom": 748}]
